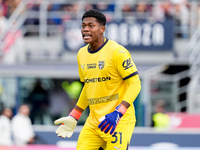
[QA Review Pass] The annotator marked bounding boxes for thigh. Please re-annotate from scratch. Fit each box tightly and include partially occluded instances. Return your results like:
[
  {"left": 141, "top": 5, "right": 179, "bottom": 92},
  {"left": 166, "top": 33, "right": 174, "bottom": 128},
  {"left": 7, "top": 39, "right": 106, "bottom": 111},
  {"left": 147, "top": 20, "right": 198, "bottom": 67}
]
[
  {"left": 100, "top": 122, "right": 135, "bottom": 150},
  {"left": 77, "top": 125, "right": 104, "bottom": 150}
]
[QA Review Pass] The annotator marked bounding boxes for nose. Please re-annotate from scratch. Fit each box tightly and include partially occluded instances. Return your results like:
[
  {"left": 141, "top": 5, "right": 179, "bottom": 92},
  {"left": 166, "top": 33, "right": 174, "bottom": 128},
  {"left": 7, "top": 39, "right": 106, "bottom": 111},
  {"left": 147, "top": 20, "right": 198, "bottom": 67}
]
[{"left": 82, "top": 26, "right": 89, "bottom": 32}]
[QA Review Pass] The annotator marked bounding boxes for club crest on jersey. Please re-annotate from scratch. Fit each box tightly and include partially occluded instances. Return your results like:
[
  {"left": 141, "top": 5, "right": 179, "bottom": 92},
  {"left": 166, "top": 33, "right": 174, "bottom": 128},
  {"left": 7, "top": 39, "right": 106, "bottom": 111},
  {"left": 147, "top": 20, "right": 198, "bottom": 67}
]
[{"left": 98, "top": 61, "right": 105, "bottom": 70}]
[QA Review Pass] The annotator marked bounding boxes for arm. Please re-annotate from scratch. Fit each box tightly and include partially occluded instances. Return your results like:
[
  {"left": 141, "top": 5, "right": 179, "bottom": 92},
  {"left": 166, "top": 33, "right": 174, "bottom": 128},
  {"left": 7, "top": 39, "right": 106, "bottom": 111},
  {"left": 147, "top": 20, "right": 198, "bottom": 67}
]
[
  {"left": 54, "top": 85, "right": 88, "bottom": 138},
  {"left": 121, "top": 74, "right": 141, "bottom": 108}
]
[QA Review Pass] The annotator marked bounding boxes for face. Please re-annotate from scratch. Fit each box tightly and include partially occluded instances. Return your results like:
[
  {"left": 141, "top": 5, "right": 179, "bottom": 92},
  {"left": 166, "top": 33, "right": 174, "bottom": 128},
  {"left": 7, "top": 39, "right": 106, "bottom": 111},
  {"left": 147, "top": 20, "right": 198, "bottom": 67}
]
[
  {"left": 3, "top": 108, "right": 13, "bottom": 119},
  {"left": 81, "top": 17, "right": 105, "bottom": 44},
  {"left": 19, "top": 105, "right": 30, "bottom": 116}
]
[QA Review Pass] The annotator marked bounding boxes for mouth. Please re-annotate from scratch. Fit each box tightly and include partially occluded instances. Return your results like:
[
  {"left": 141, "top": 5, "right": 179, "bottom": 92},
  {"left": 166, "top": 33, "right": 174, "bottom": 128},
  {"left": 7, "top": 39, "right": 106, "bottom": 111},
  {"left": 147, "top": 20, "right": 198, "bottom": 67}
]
[{"left": 83, "top": 34, "right": 92, "bottom": 40}]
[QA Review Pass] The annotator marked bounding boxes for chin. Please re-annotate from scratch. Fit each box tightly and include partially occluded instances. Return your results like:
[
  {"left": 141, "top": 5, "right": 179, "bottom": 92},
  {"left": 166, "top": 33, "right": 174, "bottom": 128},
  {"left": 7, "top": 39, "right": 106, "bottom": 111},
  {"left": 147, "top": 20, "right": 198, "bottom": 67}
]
[{"left": 83, "top": 40, "right": 91, "bottom": 44}]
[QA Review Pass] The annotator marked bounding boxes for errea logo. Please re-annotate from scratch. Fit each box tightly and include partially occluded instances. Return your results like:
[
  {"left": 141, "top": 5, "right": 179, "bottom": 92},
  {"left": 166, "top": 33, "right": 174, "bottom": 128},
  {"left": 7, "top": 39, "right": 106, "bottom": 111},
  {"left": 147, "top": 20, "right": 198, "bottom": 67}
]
[{"left": 122, "top": 58, "right": 133, "bottom": 70}]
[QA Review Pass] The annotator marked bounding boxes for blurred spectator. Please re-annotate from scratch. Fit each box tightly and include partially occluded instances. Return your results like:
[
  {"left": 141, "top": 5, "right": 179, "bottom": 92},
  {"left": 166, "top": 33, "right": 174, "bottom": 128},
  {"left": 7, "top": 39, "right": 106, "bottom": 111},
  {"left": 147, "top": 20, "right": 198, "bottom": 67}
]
[
  {"left": 136, "top": 2, "right": 148, "bottom": 13},
  {"left": 62, "top": 2, "right": 80, "bottom": 23},
  {"left": 47, "top": 3, "right": 62, "bottom": 25},
  {"left": 197, "top": 3, "right": 200, "bottom": 27},
  {"left": 151, "top": 99, "right": 170, "bottom": 130},
  {"left": 172, "top": 0, "right": 190, "bottom": 38},
  {"left": 120, "top": 0, "right": 134, "bottom": 13},
  {"left": 84, "top": 3, "right": 93, "bottom": 11},
  {"left": 122, "top": 4, "right": 133, "bottom": 13},
  {"left": 1, "top": 0, "right": 8, "bottom": 17},
  {"left": 152, "top": 1, "right": 165, "bottom": 21},
  {"left": 133, "top": 1, "right": 153, "bottom": 22},
  {"left": 0, "top": 107, "right": 13, "bottom": 146},
  {"left": 153, "top": 1, "right": 173, "bottom": 21},
  {"left": 94, "top": 2, "right": 114, "bottom": 22},
  {"left": 2, "top": 0, "right": 11, "bottom": 18},
  {"left": 94, "top": 2, "right": 115, "bottom": 12},
  {"left": 71, "top": 2, "right": 79, "bottom": 13},
  {"left": 2, "top": 0, "right": 21, "bottom": 18},
  {"left": 62, "top": 5, "right": 72, "bottom": 23},
  {"left": 27, "top": 79, "right": 52, "bottom": 125},
  {"left": 135, "top": 2, "right": 152, "bottom": 14},
  {"left": 12, "top": 104, "right": 35, "bottom": 145}
]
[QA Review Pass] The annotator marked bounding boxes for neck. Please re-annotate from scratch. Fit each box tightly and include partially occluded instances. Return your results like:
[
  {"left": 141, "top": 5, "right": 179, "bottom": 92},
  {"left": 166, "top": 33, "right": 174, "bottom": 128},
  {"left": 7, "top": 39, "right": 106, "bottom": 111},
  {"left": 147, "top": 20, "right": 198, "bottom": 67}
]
[{"left": 89, "top": 37, "right": 105, "bottom": 51}]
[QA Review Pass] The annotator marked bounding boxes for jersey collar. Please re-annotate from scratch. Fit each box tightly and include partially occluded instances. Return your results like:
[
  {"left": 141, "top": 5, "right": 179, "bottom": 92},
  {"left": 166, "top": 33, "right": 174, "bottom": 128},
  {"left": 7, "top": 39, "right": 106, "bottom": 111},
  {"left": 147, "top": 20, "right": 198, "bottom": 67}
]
[{"left": 88, "top": 38, "right": 109, "bottom": 54}]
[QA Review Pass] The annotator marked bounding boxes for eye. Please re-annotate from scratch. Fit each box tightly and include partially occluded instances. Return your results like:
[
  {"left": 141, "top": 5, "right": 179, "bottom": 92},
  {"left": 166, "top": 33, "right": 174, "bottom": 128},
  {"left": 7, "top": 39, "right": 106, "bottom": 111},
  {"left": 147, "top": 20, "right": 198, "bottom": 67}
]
[
  {"left": 82, "top": 24, "right": 86, "bottom": 28},
  {"left": 89, "top": 24, "right": 94, "bottom": 27}
]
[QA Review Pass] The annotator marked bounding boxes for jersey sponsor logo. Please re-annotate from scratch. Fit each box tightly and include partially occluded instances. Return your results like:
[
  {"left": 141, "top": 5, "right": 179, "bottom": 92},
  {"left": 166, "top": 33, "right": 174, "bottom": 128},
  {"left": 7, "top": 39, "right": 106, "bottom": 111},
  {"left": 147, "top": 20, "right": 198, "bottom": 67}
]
[
  {"left": 87, "top": 63, "right": 96, "bottom": 69},
  {"left": 122, "top": 58, "right": 133, "bottom": 70},
  {"left": 84, "top": 76, "right": 111, "bottom": 83},
  {"left": 81, "top": 64, "right": 85, "bottom": 70},
  {"left": 98, "top": 61, "right": 105, "bottom": 70},
  {"left": 88, "top": 93, "right": 119, "bottom": 105}
]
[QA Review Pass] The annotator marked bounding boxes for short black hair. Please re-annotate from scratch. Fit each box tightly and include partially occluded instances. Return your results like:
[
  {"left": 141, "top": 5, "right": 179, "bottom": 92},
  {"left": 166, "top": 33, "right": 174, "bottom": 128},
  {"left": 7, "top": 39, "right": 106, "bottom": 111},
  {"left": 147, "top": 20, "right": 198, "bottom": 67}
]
[{"left": 82, "top": 9, "right": 106, "bottom": 26}]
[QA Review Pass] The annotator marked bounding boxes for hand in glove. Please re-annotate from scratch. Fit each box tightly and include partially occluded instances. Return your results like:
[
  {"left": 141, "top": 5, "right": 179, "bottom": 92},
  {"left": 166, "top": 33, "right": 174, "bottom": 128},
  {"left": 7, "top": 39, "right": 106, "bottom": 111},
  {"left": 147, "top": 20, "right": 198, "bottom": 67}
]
[
  {"left": 54, "top": 108, "right": 81, "bottom": 138},
  {"left": 54, "top": 116, "right": 77, "bottom": 138},
  {"left": 98, "top": 104, "right": 127, "bottom": 135}
]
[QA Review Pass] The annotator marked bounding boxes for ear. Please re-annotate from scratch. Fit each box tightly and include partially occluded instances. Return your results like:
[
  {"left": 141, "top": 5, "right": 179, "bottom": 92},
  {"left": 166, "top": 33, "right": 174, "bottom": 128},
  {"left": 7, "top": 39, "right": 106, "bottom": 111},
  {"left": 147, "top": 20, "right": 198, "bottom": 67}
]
[{"left": 100, "top": 26, "right": 106, "bottom": 34}]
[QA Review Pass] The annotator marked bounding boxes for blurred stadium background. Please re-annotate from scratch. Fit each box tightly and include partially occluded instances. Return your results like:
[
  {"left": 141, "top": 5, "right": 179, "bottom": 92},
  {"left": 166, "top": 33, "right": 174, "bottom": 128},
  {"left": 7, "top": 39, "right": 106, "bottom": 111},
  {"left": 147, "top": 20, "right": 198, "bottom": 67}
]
[{"left": 0, "top": 0, "right": 200, "bottom": 149}]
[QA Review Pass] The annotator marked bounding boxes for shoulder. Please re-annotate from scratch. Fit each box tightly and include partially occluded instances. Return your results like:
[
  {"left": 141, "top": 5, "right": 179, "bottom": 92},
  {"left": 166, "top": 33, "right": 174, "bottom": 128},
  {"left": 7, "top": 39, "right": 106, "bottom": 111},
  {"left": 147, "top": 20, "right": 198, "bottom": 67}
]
[
  {"left": 1, "top": 116, "right": 10, "bottom": 123},
  {"left": 108, "top": 39, "right": 128, "bottom": 52},
  {"left": 107, "top": 39, "right": 130, "bottom": 56},
  {"left": 77, "top": 44, "right": 88, "bottom": 56},
  {"left": 107, "top": 39, "right": 121, "bottom": 49},
  {"left": 12, "top": 115, "right": 18, "bottom": 121},
  {"left": 12, "top": 114, "right": 22, "bottom": 120}
]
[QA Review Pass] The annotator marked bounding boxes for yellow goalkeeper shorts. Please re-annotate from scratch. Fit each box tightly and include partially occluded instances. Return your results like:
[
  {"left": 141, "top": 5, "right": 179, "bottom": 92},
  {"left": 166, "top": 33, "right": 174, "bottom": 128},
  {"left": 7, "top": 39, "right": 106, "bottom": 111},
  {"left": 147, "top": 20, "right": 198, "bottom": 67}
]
[{"left": 76, "top": 122, "right": 135, "bottom": 150}]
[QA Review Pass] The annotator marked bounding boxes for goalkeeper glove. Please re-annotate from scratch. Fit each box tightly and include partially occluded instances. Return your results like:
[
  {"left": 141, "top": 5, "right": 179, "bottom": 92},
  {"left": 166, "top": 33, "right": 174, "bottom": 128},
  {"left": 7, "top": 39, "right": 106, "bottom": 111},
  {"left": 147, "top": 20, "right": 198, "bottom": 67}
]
[
  {"left": 54, "top": 108, "right": 82, "bottom": 138},
  {"left": 98, "top": 104, "right": 127, "bottom": 135}
]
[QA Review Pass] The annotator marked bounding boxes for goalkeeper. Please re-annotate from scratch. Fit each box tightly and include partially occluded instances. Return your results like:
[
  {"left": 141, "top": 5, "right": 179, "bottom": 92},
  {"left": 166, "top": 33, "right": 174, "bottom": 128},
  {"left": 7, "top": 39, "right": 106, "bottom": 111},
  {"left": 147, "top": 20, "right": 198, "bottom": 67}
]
[{"left": 54, "top": 9, "right": 141, "bottom": 150}]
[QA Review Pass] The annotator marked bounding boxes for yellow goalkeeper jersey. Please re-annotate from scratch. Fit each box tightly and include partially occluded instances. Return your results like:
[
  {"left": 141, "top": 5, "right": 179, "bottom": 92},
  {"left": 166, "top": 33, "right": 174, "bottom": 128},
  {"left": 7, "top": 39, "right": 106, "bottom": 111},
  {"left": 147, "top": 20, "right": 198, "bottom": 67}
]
[{"left": 77, "top": 38, "right": 139, "bottom": 127}]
